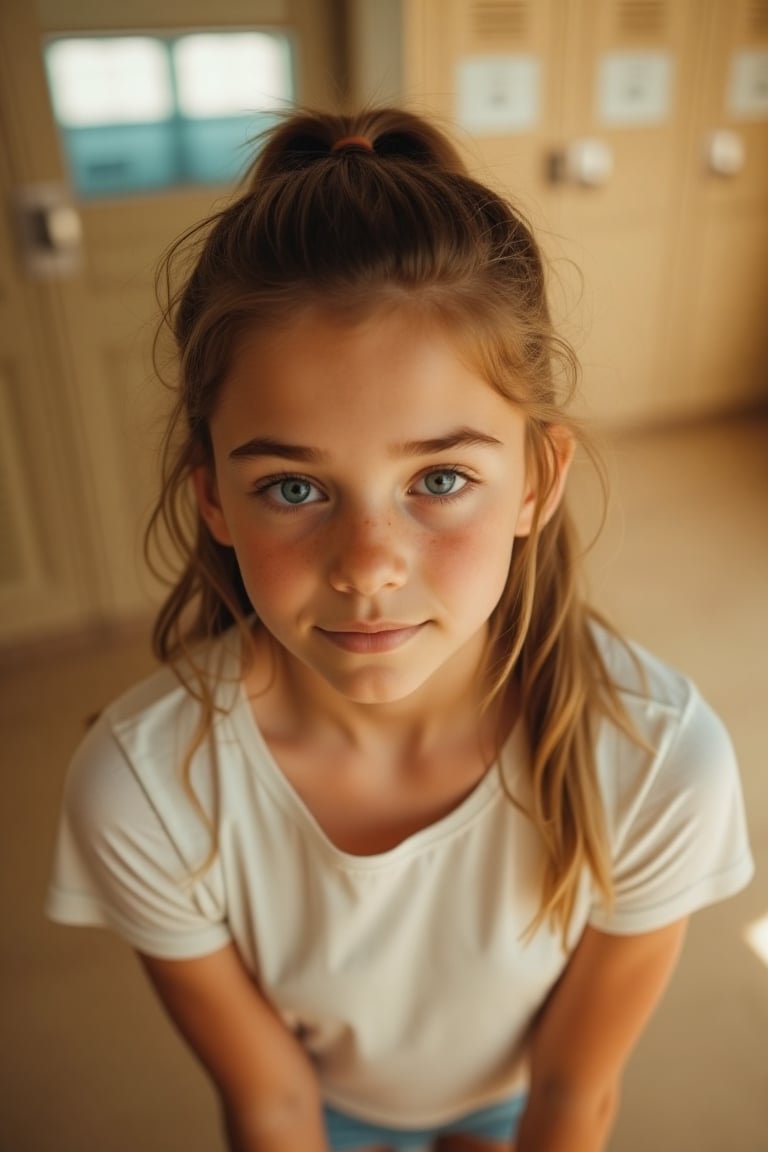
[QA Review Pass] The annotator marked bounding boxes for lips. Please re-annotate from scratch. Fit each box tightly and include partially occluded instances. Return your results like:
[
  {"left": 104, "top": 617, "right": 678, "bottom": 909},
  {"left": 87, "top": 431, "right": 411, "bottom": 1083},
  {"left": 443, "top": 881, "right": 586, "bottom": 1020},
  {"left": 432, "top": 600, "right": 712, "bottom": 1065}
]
[{"left": 317, "top": 623, "right": 424, "bottom": 654}]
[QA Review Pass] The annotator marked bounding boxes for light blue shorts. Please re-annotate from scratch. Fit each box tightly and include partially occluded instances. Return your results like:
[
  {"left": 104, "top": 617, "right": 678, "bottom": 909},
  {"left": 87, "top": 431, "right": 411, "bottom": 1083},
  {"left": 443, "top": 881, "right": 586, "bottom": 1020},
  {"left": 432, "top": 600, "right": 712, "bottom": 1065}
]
[{"left": 324, "top": 1094, "right": 527, "bottom": 1150}]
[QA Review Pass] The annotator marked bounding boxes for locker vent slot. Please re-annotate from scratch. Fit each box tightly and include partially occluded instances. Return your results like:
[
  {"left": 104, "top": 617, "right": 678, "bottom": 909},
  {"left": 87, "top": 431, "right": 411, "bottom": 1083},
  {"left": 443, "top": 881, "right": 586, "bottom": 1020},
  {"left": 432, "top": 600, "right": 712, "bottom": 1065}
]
[
  {"left": 616, "top": 0, "right": 667, "bottom": 37},
  {"left": 748, "top": 0, "right": 768, "bottom": 36},
  {"left": 471, "top": 1, "right": 529, "bottom": 42}
]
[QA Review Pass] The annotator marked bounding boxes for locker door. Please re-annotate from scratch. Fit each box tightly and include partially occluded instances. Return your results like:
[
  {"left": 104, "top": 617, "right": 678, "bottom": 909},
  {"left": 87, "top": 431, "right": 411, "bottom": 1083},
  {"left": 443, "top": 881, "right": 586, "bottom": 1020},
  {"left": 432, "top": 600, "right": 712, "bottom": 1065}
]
[
  {"left": 399, "top": 0, "right": 565, "bottom": 231},
  {"left": 671, "top": 0, "right": 768, "bottom": 413},
  {"left": 554, "top": 0, "right": 705, "bottom": 426}
]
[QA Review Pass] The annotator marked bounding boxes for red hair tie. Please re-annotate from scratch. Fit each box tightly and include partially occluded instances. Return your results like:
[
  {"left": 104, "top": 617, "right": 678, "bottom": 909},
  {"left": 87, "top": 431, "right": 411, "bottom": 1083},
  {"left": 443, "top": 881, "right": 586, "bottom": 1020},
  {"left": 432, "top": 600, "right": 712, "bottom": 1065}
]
[{"left": 331, "top": 135, "right": 375, "bottom": 154}]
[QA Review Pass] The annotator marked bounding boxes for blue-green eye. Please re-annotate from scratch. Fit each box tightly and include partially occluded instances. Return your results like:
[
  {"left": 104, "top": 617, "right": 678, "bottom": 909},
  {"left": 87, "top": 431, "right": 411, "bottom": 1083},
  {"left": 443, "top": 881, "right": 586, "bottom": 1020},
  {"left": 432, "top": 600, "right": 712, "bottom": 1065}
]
[
  {"left": 257, "top": 476, "right": 323, "bottom": 507},
  {"left": 278, "top": 478, "right": 313, "bottom": 504},
  {"left": 417, "top": 469, "right": 468, "bottom": 497}
]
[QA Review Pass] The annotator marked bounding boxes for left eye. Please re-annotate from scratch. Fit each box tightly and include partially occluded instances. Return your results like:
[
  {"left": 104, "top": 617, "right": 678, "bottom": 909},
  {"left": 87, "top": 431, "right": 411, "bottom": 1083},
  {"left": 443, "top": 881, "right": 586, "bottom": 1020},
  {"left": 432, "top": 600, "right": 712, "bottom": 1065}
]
[{"left": 414, "top": 469, "right": 468, "bottom": 497}]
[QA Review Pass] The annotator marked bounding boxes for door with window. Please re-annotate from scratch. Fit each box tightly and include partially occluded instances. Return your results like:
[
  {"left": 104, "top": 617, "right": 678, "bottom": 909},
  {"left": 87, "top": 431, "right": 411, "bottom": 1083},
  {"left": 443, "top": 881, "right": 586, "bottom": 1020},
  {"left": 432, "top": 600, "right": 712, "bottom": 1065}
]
[{"left": 0, "top": 0, "right": 337, "bottom": 645}]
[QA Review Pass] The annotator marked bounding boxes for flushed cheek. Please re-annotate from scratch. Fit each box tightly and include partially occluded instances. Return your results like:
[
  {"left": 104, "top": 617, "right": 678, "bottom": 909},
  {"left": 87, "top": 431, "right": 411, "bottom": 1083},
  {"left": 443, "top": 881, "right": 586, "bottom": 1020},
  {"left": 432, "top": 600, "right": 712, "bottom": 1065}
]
[
  {"left": 425, "top": 524, "right": 515, "bottom": 610},
  {"left": 233, "top": 537, "right": 320, "bottom": 617}
]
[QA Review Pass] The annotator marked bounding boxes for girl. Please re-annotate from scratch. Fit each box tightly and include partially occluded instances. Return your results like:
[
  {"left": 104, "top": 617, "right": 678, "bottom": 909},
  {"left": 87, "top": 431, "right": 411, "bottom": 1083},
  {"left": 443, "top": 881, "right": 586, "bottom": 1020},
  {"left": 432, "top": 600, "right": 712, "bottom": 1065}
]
[{"left": 47, "top": 108, "right": 753, "bottom": 1152}]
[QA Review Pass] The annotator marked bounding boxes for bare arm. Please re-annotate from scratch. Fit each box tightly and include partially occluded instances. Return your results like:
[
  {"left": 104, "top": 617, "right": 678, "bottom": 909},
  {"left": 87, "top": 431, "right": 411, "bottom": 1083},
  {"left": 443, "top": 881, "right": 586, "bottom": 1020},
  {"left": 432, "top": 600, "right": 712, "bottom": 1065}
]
[
  {"left": 138, "top": 943, "right": 329, "bottom": 1152},
  {"left": 516, "top": 919, "right": 688, "bottom": 1152}
]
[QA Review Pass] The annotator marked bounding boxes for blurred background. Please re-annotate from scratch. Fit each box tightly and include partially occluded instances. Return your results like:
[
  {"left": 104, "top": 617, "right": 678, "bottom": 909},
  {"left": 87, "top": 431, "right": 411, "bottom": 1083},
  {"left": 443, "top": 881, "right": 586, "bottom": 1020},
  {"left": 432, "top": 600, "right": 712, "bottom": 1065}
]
[{"left": 1, "top": 1, "right": 766, "bottom": 1150}]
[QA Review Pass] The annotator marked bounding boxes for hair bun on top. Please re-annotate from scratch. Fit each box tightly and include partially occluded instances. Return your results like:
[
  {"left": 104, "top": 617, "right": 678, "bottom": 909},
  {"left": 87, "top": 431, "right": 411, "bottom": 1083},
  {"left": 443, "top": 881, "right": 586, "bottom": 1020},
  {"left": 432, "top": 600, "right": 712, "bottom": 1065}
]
[
  {"left": 250, "top": 108, "right": 468, "bottom": 179},
  {"left": 330, "top": 135, "right": 375, "bottom": 154}
]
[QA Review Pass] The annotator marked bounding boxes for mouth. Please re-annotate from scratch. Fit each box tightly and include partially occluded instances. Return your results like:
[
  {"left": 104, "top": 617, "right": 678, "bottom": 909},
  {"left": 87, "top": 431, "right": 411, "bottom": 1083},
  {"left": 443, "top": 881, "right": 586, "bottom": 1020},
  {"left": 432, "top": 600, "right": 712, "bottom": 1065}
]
[{"left": 317, "top": 623, "right": 425, "bottom": 654}]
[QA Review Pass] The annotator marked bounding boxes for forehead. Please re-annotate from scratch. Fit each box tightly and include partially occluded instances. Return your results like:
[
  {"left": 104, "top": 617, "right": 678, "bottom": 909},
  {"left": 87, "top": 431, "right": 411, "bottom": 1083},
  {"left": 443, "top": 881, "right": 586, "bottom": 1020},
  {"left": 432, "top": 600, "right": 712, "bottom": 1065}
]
[{"left": 216, "top": 307, "right": 521, "bottom": 442}]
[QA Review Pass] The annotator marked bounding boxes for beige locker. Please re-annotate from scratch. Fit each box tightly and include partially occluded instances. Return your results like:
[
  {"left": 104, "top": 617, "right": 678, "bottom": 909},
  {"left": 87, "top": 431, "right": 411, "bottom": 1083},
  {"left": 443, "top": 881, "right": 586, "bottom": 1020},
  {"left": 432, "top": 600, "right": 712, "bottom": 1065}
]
[
  {"left": 395, "top": 0, "right": 707, "bottom": 426},
  {"left": 400, "top": 0, "right": 564, "bottom": 221},
  {"left": 669, "top": 0, "right": 768, "bottom": 414},
  {"left": 551, "top": 0, "right": 705, "bottom": 425}
]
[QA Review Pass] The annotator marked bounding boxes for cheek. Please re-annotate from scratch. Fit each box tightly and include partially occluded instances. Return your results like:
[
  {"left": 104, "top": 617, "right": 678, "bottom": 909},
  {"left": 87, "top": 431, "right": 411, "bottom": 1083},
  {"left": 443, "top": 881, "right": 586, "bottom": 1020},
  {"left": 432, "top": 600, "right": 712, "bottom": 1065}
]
[
  {"left": 427, "top": 519, "right": 516, "bottom": 602},
  {"left": 231, "top": 530, "right": 321, "bottom": 614}
]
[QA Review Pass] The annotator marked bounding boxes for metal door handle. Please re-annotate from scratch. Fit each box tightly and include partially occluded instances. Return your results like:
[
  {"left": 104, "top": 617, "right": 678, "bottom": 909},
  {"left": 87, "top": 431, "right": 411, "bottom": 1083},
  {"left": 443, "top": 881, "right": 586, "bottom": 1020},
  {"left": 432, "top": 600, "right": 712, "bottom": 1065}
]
[
  {"left": 549, "top": 139, "right": 614, "bottom": 187},
  {"left": 14, "top": 183, "right": 82, "bottom": 278},
  {"left": 705, "top": 130, "right": 746, "bottom": 177}
]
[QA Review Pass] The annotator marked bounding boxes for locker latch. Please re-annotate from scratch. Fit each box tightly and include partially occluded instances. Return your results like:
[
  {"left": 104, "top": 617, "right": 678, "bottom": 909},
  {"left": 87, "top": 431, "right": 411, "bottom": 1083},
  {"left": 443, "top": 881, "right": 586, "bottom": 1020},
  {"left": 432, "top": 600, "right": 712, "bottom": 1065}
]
[{"left": 13, "top": 183, "right": 82, "bottom": 279}]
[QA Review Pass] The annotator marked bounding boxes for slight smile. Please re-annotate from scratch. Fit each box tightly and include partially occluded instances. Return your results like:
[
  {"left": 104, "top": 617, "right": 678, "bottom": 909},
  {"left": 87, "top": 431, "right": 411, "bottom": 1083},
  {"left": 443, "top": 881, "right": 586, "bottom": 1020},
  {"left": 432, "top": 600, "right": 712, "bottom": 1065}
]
[{"left": 317, "top": 623, "right": 425, "bottom": 654}]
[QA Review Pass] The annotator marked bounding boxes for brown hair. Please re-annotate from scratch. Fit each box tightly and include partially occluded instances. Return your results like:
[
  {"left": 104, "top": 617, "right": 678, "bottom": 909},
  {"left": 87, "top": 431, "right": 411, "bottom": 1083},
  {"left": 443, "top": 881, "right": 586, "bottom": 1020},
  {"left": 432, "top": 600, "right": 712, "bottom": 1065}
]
[{"left": 148, "top": 107, "right": 636, "bottom": 941}]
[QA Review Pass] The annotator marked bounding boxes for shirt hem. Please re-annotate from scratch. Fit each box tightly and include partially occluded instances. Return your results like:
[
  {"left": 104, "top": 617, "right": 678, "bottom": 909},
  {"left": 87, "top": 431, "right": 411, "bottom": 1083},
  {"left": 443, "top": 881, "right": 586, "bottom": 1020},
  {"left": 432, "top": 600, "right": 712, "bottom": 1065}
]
[{"left": 321, "top": 1078, "right": 529, "bottom": 1131}]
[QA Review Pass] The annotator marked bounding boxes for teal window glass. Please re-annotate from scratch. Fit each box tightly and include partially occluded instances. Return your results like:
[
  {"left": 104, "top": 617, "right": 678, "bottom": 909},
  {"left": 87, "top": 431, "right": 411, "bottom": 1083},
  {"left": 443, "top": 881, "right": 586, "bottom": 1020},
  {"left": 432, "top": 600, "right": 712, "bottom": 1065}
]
[{"left": 44, "top": 32, "right": 294, "bottom": 198}]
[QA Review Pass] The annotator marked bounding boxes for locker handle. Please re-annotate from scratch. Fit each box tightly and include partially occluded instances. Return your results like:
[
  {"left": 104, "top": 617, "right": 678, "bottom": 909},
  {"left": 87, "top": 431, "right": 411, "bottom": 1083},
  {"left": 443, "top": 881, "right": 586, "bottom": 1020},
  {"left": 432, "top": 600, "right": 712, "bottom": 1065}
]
[
  {"left": 549, "top": 139, "right": 614, "bottom": 188},
  {"left": 706, "top": 131, "right": 745, "bottom": 178},
  {"left": 14, "top": 183, "right": 82, "bottom": 279}
]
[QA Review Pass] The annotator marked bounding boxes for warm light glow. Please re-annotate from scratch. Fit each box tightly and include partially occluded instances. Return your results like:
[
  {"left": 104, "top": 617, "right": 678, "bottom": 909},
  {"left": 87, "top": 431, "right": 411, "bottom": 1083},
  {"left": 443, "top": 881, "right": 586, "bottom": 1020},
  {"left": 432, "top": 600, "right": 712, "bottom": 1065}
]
[
  {"left": 46, "top": 38, "right": 173, "bottom": 125},
  {"left": 173, "top": 33, "right": 292, "bottom": 117},
  {"left": 744, "top": 913, "right": 768, "bottom": 968}
]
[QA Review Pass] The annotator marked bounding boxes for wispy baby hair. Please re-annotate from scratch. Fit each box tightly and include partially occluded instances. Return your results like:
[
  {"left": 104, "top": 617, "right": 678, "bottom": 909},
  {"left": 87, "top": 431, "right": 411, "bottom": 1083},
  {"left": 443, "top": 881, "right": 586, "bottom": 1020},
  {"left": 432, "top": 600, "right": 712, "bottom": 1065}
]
[{"left": 148, "top": 106, "right": 632, "bottom": 941}]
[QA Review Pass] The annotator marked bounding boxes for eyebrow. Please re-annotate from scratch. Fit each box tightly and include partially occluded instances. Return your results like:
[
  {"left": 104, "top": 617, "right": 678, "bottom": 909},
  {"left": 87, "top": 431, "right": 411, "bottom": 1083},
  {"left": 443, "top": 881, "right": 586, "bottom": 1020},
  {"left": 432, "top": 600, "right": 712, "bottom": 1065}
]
[
  {"left": 397, "top": 428, "right": 503, "bottom": 456},
  {"left": 229, "top": 436, "right": 326, "bottom": 462},
  {"left": 229, "top": 427, "right": 503, "bottom": 462}
]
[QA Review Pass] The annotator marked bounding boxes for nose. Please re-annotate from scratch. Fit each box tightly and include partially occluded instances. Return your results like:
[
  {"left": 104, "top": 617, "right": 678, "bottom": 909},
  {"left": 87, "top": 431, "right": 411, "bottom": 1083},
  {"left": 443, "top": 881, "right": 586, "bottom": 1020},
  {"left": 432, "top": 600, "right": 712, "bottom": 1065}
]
[{"left": 327, "top": 509, "right": 409, "bottom": 597}]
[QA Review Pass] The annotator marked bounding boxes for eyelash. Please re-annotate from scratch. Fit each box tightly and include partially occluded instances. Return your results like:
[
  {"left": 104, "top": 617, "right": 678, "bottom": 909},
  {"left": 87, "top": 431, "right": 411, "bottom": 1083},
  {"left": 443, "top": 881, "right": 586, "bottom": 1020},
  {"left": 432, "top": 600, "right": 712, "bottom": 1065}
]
[{"left": 250, "top": 467, "right": 478, "bottom": 511}]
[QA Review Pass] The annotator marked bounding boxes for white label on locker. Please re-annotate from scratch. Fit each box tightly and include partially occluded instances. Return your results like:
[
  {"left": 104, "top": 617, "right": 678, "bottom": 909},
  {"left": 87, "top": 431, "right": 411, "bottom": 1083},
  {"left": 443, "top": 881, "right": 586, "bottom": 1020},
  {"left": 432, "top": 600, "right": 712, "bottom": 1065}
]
[
  {"left": 597, "top": 52, "right": 673, "bottom": 127},
  {"left": 456, "top": 55, "right": 541, "bottom": 134},
  {"left": 728, "top": 51, "right": 768, "bottom": 119}
]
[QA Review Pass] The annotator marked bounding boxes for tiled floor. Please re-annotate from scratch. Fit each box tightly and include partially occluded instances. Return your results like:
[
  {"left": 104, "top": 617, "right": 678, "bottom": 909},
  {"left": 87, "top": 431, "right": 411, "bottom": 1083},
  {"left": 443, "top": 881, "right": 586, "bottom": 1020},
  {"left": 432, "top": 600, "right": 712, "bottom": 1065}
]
[{"left": 2, "top": 412, "right": 766, "bottom": 1152}]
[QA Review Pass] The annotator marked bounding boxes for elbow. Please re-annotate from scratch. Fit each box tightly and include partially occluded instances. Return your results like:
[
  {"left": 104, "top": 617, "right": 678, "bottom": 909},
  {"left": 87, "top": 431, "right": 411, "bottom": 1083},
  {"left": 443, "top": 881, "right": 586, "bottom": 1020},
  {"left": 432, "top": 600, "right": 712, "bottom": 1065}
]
[
  {"left": 528, "top": 1075, "right": 620, "bottom": 1136},
  {"left": 591, "top": 1080, "right": 620, "bottom": 1131},
  {"left": 221, "top": 1081, "right": 324, "bottom": 1149}
]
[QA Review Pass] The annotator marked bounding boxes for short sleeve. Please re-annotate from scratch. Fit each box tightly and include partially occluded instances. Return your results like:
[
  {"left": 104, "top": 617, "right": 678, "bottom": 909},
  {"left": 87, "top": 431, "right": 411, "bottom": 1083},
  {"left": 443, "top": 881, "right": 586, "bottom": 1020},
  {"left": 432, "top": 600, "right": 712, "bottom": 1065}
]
[
  {"left": 46, "top": 713, "right": 232, "bottom": 959},
  {"left": 589, "top": 683, "right": 754, "bottom": 934}
]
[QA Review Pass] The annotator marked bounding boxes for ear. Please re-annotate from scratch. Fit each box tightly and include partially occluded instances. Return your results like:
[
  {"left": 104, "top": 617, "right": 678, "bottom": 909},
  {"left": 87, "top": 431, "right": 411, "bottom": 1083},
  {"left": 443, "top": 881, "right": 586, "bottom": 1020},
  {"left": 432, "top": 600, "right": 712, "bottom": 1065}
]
[
  {"left": 192, "top": 465, "right": 234, "bottom": 547},
  {"left": 514, "top": 425, "right": 575, "bottom": 538}
]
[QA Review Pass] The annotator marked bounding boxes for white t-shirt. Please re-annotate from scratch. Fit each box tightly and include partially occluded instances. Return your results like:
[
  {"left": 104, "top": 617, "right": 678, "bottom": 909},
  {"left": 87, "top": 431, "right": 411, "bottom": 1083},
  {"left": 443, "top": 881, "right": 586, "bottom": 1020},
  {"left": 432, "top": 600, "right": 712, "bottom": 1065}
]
[{"left": 46, "top": 624, "right": 754, "bottom": 1127}]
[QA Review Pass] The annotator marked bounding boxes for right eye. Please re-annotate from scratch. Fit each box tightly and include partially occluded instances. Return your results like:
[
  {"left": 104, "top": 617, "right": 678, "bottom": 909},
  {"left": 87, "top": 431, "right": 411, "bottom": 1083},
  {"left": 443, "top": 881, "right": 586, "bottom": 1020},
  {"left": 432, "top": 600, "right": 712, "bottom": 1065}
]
[{"left": 254, "top": 475, "right": 325, "bottom": 508}]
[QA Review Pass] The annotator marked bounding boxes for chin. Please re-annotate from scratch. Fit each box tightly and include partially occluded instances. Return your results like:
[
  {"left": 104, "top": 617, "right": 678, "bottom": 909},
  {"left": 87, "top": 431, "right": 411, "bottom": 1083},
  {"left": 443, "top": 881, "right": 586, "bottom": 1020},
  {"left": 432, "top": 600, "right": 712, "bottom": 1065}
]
[{"left": 321, "top": 666, "right": 434, "bottom": 706}]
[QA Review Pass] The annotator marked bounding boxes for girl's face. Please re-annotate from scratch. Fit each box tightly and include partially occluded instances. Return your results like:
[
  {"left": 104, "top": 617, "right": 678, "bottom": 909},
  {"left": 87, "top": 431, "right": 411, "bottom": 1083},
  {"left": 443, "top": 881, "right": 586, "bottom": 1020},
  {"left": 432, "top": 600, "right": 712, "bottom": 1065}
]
[{"left": 196, "top": 309, "right": 564, "bottom": 707}]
